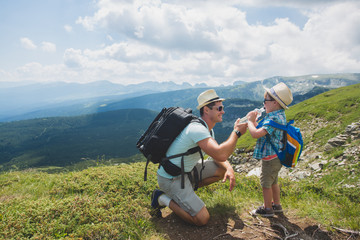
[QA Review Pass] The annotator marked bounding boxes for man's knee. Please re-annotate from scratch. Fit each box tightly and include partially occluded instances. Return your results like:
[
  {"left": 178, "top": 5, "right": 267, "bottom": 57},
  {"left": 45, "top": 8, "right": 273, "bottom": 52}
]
[
  {"left": 193, "top": 207, "right": 210, "bottom": 226},
  {"left": 216, "top": 167, "right": 226, "bottom": 179}
]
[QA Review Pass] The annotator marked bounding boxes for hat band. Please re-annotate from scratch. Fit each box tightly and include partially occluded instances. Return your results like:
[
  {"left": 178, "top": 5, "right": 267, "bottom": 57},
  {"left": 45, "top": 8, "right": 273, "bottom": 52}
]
[
  {"left": 270, "top": 88, "right": 287, "bottom": 107},
  {"left": 204, "top": 97, "right": 220, "bottom": 105}
]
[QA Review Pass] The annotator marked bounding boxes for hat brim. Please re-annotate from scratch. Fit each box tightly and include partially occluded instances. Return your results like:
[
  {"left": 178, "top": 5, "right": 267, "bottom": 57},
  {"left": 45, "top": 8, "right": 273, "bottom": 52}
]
[
  {"left": 264, "top": 86, "right": 288, "bottom": 109},
  {"left": 196, "top": 98, "right": 225, "bottom": 110}
]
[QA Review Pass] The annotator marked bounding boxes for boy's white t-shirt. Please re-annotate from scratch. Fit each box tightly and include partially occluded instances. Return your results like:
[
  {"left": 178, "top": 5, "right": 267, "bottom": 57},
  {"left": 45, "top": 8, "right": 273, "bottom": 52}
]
[{"left": 157, "top": 120, "right": 213, "bottom": 179}]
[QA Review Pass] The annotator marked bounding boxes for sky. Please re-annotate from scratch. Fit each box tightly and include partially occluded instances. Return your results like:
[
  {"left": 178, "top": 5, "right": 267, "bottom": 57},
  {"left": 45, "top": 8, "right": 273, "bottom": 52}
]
[{"left": 0, "top": 0, "right": 359, "bottom": 86}]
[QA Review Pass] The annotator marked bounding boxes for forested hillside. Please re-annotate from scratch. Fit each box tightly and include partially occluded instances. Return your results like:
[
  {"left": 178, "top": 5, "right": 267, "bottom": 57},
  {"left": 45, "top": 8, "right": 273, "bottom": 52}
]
[{"left": 0, "top": 109, "right": 157, "bottom": 171}]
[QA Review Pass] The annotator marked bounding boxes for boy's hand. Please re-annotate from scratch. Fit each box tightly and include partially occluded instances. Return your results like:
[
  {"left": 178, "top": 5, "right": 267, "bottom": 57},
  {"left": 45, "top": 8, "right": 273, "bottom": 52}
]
[{"left": 247, "top": 111, "right": 257, "bottom": 122}]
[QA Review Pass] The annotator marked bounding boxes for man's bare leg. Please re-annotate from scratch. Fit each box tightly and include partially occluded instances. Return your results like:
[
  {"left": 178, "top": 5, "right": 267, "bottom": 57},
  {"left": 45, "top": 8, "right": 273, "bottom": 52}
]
[
  {"left": 198, "top": 167, "right": 225, "bottom": 188},
  {"left": 169, "top": 200, "right": 210, "bottom": 226}
]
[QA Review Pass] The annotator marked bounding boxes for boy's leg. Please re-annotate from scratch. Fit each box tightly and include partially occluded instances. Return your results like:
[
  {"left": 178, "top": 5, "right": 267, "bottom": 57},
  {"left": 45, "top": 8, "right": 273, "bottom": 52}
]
[
  {"left": 262, "top": 187, "right": 273, "bottom": 209},
  {"left": 260, "top": 158, "right": 281, "bottom": 209},
  {"left": 272, "top": 183, "right": 281, "bottom": 205}
]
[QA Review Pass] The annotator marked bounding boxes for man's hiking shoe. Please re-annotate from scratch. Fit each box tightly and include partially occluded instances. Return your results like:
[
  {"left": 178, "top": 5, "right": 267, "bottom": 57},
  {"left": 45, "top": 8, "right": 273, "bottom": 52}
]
[
  {"left": 272, "top": 203, "right": 283, "bottom": 213},
  {"left": 251, "top": 206, "right": 274, "bottom": 217},
  {"left": 151, "top": 189, "right": 165, "bottom": 218},
  {"left": 151, "top": 189, "right": 165, "bottom": 209}
]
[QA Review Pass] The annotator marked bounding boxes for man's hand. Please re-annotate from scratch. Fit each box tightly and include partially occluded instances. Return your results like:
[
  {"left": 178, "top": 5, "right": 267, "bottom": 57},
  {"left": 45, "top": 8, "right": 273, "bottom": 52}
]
[
  {"left": 222, "top": 167, "right": 236, "bottom": 191},
  {"left": 234, "top": 118, "right": 248, "bottom": 135}
]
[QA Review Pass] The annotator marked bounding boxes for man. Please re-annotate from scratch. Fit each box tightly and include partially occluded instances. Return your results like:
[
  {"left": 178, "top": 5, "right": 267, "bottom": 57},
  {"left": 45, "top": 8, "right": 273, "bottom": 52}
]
[{"left": 151, "top": 89, "right": 247, "bottom": 226}]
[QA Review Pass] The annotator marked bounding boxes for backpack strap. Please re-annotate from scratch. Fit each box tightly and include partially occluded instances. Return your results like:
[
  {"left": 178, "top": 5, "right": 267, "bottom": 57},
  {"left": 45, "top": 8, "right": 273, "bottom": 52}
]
[
  {"left": 161, "top": 146, "right": 203, "bottom": 189},
  {"left": 188, "top": 167, "right": 199, "bottom": 191},
  {"left": 256, "top": 118, "right": 266, "bottom": 129},
  {"left": 261, "top": 120, "right": 293, "bottom": 160},
  {"left": 262, "top": 119, "right": 294, "bottom": 131},
  {"left": 144, "top": 158, "right": 150, "bottom": 181}
]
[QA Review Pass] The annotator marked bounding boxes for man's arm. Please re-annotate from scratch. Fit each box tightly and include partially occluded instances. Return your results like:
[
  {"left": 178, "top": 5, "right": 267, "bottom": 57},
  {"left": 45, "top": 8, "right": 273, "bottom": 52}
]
[{"left": 197, "top": 119, "right": 247, "bottom": 162}]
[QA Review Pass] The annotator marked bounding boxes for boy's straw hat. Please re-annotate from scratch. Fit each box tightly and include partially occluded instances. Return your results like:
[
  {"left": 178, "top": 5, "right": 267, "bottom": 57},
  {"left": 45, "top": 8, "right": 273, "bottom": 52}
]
[
  {"left": 264, "top": 82, "right": 293, "bottom": 109},
  {"left": 197, "top": 89, "right": 225, "bottom": 110}
]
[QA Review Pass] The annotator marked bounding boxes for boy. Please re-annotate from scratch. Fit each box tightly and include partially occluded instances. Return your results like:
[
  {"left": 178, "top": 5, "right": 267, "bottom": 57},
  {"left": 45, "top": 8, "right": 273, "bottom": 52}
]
[{"left": 246, "top": 82, "right": 293, "bottom": 217}]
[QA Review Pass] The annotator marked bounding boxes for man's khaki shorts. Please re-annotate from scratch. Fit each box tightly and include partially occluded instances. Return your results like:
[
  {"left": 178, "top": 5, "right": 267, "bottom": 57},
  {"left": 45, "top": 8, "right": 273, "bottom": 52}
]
[
  {"left": 157, "top": 159, "right": 219, "bottom": 216},
  {"left": 260, "top": 157, "right": 282, "bottom": 188}
]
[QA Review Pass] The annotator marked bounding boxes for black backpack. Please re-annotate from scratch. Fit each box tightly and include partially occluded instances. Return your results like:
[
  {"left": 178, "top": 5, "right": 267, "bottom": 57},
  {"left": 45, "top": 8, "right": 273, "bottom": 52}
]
[{"left": 136, "top": 107, "right": 207, "bottom": 189}]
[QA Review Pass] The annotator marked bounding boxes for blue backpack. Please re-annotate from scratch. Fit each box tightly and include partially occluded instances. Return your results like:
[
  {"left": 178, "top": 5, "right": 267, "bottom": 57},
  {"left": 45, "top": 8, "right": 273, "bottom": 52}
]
[{"left": 259, "top": 119, "right": 303, "bottom": 168}]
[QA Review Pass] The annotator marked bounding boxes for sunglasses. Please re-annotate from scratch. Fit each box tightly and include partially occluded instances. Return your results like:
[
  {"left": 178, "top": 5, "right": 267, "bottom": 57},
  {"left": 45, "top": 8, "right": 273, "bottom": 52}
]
[
  {"left": 209, "top": 105, "right": 224, "bottom": 112},
  {"left": 263, "top": 98, "right": 275, "bottom": 104}
]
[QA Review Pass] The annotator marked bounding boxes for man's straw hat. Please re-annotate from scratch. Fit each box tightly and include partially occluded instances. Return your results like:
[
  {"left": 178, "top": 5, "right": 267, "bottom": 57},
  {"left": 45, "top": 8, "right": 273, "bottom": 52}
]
[
  {"left": 196, "top": 89, "right": 225, "bottom": 110},
  {"left": 264, "top": 82, "right": 293, "bottom": 109}
]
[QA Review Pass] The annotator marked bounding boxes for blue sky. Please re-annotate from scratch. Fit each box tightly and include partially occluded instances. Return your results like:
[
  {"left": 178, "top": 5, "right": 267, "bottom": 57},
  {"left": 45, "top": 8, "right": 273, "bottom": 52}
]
[{"left": 0, "top": 0, "right": 359, "bottom": 86}]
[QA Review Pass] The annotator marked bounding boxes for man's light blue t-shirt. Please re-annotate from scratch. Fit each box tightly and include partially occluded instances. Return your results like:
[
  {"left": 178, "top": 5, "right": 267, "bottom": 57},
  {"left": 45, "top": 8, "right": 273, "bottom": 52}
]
[{"left": 157, "top": 120, "right": 213, "bottom": 179}]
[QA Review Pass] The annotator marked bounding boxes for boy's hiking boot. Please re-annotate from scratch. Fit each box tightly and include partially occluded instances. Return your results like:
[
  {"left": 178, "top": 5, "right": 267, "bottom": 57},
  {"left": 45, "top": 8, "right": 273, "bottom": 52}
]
[
  {"left": 272, "top": 203, "right": 283, "bottom": 213},
  {"left": 251, "top": 206, "right": 274, "bottom": 217},
  {"left": 150, "top": 189, "right": 165, "bottom": 218}
]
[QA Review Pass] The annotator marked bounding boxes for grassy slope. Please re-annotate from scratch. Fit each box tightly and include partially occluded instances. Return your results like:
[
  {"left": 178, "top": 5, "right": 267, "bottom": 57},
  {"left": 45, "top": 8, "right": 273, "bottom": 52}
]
[
  {"left": 0, "top": 163, "right": 161, "bottom": 239},
  {"left": 0, "top": 84, "right": 359, "bottom": 239},
  {"left": 287, "top": 82, "right": 360, "bottom": 146},
  {"left": 1, "top": 162, "right": 359, "bottom": 239}
]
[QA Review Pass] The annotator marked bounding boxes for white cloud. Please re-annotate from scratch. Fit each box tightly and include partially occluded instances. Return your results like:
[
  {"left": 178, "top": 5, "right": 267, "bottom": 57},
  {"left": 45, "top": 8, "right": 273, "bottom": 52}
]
[
  {"left": 6, "top": 0, "right": 360, "bottom": 85},
  {"left": 20, "top": 38, "right": 56, "bottom": 53},
  {"left": 64, "top": 48, "right": 87, "bottom": 68},
  {"left": 41, "top": 42, "right": 57, "bottom": 53},
  {"left": 106, "top": 34, "right": 114, "bottom": 41},
  {"left": 20, "top": 37, "right": 37, "bottom": 50},
  {"left": 64, "top": 24, "right": 73, "bottom": 33},
  {"left": 0, "top": 68, "right": 15, "bottom": 82}
]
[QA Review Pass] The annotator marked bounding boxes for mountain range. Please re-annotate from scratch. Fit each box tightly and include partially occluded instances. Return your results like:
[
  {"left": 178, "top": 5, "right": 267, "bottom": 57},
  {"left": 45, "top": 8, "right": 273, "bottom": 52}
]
[
  {"left": 0, "top": 73, "right": 359, "bottom": 122},
  {"left": 0, "top": 80, "right": 205, "bottom": 122}
]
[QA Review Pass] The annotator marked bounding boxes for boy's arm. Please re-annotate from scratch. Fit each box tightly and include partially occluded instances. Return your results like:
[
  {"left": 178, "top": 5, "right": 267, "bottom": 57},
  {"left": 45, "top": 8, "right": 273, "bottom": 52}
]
[{"left": 247, "top": 111, "right": 268, "bottom": 139}]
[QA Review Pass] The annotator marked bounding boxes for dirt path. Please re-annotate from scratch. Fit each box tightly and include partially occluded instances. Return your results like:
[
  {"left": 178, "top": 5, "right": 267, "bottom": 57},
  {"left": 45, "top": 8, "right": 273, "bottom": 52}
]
[{"left": 153, "top": 208, "right": 358, "bottom": 240}]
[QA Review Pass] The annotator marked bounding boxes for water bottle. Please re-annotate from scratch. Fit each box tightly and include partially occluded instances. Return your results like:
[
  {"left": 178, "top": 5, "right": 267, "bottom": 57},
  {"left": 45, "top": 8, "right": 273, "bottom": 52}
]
[{"left": 239, "top": 107, "right": 265, "bottom": 123}]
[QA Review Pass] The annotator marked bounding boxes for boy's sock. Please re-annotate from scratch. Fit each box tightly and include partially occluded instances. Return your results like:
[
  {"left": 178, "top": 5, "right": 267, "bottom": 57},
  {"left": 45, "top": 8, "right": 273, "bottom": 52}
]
[{"left": 158, "top": 194, "right": 171, "bottom": 207}]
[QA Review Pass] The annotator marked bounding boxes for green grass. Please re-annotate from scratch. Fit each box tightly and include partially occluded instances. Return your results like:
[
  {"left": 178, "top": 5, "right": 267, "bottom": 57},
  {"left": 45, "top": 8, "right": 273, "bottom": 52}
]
[
  {"left": 1, "top": 161, "right": 359, "bottom": 239},
  {"left": 279, "top": 164, "right": 360, "bottom": 229},
  {"left": 0, "top": 163, "right": 162, "bottom": 239},
  {"left": 1, "top": 84, "right": 360, "bottom": 239}
]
